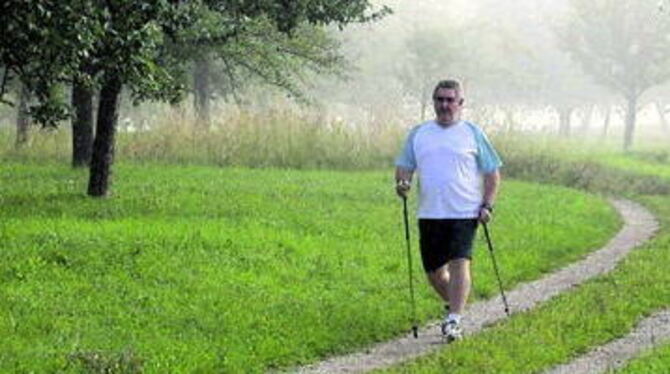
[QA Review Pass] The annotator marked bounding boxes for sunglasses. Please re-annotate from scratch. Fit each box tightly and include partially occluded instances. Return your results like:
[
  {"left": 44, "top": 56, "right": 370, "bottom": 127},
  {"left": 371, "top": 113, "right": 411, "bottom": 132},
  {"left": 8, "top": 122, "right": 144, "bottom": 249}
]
[{"left": 433, "top": 96, "right": 460, "bottom": 103}]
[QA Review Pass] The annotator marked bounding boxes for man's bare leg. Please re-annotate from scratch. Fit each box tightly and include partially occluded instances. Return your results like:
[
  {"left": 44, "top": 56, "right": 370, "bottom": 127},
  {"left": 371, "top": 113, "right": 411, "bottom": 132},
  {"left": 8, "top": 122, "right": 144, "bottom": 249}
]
[
  {"left": 427, "top": 265, "right": 450, "bottom": 302},
  {"left": 447, "top": 258, "right": 471, "bottom": 315},
  {"left": 428, "top": 259, "right": 470, "bottom": 341}
]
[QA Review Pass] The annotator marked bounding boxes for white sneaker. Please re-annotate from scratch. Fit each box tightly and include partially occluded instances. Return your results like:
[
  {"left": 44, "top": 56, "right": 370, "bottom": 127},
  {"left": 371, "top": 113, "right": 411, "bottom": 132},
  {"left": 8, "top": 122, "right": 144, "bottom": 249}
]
[{"left": 441, "top": 319, "right": 463, "bottom": 342}]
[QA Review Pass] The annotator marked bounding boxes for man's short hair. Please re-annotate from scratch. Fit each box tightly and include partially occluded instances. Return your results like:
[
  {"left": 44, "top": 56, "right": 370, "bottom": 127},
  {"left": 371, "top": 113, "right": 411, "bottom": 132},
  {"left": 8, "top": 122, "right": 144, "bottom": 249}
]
[{"left": 432, "top": 79, "right": 462, "bottom": 98}]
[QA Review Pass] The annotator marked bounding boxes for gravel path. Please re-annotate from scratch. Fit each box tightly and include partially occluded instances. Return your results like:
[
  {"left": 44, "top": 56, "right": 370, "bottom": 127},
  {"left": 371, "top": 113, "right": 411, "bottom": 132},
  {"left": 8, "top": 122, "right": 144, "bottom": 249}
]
[
  {"left": 545, "top": 309, "right": 670, "bottom": 374},
  {"left": 292, "top": 198, "right": 659, "bottom": 373}
]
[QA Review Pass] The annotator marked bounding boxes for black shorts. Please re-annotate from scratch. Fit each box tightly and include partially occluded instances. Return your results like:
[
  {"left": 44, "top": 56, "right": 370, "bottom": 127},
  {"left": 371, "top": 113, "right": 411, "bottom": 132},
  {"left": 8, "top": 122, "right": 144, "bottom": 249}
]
[{"left": 418, "top": 219, "right": 479, "bottom": 272}]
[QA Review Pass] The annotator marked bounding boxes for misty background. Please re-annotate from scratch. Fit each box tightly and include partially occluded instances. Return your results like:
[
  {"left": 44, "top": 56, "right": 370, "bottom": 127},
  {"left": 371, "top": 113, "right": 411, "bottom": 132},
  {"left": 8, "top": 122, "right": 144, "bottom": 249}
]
[
  {"left": 317, "top": 0, "right": 670, "bottom": 151},
  {"left": 3, "top": 0, "right": 670, "bottom": 153}
]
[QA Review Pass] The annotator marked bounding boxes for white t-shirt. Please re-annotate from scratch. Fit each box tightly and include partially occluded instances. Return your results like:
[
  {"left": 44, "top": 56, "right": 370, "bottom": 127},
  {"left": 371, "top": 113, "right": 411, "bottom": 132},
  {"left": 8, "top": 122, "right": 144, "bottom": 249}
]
[{"left": 395, "top": 120, "right": 502, "bottom": 219}]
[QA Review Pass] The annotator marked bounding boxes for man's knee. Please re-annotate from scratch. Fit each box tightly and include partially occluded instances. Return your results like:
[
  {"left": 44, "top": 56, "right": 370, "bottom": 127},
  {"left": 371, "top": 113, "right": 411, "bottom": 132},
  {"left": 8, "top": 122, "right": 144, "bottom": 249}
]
[{"left": 427, "top": 265, "right": 449, "bottom": 283}]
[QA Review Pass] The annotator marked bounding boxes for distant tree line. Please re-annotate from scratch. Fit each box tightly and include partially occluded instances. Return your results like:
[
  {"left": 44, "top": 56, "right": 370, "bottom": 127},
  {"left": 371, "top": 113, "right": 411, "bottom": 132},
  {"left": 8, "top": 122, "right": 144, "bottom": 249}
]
[{"left": 382, "top": 0, "right": 670, "bottom": 150}]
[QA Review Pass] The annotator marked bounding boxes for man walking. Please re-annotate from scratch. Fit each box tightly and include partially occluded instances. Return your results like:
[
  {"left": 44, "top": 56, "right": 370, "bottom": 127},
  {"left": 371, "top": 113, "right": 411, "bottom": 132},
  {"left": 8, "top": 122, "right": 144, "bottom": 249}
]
[{"left": 395, "top": 79, "right": 502, "bottom": 342}]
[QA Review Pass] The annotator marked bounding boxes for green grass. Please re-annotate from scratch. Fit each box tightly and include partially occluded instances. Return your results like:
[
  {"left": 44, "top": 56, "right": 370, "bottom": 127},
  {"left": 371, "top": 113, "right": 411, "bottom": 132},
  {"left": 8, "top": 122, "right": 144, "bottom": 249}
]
[
  {"left": 495, "top": 134, "right": 670, "bottom": 196},
  {"left": 618, "top": 342, "right": 670, "bottom": 373},
  {"left": 599, "top": 152, "right": 670, "bottom": 180},
  {"left": 0, "top": 161, "right": 619, "bottom": 373},
  {"left": 378, "top": 195, "right": 670, "bottom": 374}
]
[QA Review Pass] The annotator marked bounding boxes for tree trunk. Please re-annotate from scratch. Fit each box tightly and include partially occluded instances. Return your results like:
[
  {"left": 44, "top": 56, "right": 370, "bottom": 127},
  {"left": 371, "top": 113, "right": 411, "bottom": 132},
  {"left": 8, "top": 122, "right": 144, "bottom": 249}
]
[
  {"left": 623, "top": 95, "right": 637, "bottom": 152},
  {"left": 579, "top": 105, "right": 595, "bottom": 134},
  {"left": 15, "top": 83, "right": 31, "bottom": 148},
  {"left": 504, "top": 109, "right": 515, "bottom": 132},
  {"left": 558, "top": 106, "right": 572, "bottom": 137},
  {"left": 193, "top": 53, "right": 211, "bottom": 129},
  {"left": 71, "top": 80, "right": 94, "bottom": 167},
  {"left": 654, "top": 101, "right": 669, "bottom": 133},
  {"left": 88, "top": 73, "right": 122, "bottom": 197},
  {"left": 601, "top": 106, "right": 611, "bottom": 139}
]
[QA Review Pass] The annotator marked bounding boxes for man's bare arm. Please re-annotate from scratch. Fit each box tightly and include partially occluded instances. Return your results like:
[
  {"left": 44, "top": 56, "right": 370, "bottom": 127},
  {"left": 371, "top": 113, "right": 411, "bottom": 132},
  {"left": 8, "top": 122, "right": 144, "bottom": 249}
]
[
  {"left": 482, "top": 170, "right": 501, "bottom": 206},
  {"left": 479, "top": 170, "right": 501, "bottom": 223}
]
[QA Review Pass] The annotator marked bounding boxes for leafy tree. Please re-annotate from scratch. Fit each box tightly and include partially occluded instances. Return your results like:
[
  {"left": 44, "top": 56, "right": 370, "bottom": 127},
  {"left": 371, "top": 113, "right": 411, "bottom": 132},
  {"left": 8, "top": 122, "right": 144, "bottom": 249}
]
[
  {"left": 185, "top": 14, "right": 347, "bottom": 128},
  {"left": 561, "top": 0, "right": 670, "bottom": 150},
  {"left": 1, "top": 0, "right": 389, "bottom": 197}
]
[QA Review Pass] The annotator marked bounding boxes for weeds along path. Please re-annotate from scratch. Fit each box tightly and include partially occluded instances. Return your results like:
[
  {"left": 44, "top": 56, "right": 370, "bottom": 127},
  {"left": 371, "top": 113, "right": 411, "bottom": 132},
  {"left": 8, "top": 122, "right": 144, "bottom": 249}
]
[
  {"left": 294, "top": 199, "right": 658, "bottom": 373},
  {"left": 544, "top": 309, "right": 670, "bottom": 374}
]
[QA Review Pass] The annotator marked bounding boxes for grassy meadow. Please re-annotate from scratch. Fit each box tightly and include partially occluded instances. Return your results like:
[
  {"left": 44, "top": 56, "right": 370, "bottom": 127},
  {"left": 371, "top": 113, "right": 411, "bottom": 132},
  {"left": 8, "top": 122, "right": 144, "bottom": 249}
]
[
  {"left": 0, "top": 158, "right": 619, "bottom": 373},
  {"left": 2, "top": 113, "right": 670, "bottom": 373},
  {"left": 598, "top": 152, "right": 670, "bottom": 181}
]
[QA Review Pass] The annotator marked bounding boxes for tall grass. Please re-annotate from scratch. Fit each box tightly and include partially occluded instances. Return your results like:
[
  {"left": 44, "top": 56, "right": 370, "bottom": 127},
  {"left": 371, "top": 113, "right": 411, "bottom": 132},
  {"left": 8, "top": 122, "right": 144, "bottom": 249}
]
[
  {"left": 495, "top": 133, "right": 670, "bottom": 196},
  {"left": 0, "top": 126, "right": 70, "bottom": 163},
  {"left": 119, "top": 109, "right": 404, "bottom": 169},
  {"left": 2, "top": 107, "right": 668, "bottom": 197},
  {"left": 598, "top": 152, "right": 670, "bottom": 180},
  {"left": 0, "top": 106, "right": 406, "bottom": 170}
]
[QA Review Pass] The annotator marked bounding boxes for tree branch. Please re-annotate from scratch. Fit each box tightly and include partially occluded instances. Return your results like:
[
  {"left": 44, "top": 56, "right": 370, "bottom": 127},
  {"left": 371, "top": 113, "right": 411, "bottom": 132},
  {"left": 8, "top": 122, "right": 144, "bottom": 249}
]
[{"left": 220, "top": 55, "right": 243, "bottom": 106}]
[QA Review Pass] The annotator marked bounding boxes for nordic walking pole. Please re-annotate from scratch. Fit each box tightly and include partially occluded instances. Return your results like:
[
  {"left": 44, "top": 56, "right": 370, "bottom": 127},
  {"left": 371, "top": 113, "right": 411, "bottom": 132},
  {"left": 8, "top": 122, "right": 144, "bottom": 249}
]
[
  {"left": 482, "top": 222, "right": 511, "bottom": 317},
  {"left": 402, "top": 195, "right": 419, "bottom": 338}
]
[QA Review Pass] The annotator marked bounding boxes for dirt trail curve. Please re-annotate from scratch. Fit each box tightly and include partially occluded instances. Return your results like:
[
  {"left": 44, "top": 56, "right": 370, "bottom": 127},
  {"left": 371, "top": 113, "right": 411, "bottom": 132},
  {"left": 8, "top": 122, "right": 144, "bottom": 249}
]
[
  {"left": 292, "top": 198, "right": 659, "bottom": 374},
  {"left": 545, "top": 309, "right": 670, "bottom": 374}
]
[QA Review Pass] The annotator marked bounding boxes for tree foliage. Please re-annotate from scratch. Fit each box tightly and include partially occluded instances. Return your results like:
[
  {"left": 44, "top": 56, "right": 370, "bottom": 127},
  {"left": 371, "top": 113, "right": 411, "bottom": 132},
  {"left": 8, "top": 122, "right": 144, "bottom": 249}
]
[
  {"left": 0, "top": 0, "right": 389, "bottom": 196},
  {"left": 183, "top": 11, "right": 347, "bottom": 106},
  {"left": 1, "top": 0, "right": 389, "bottom": 122}
]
